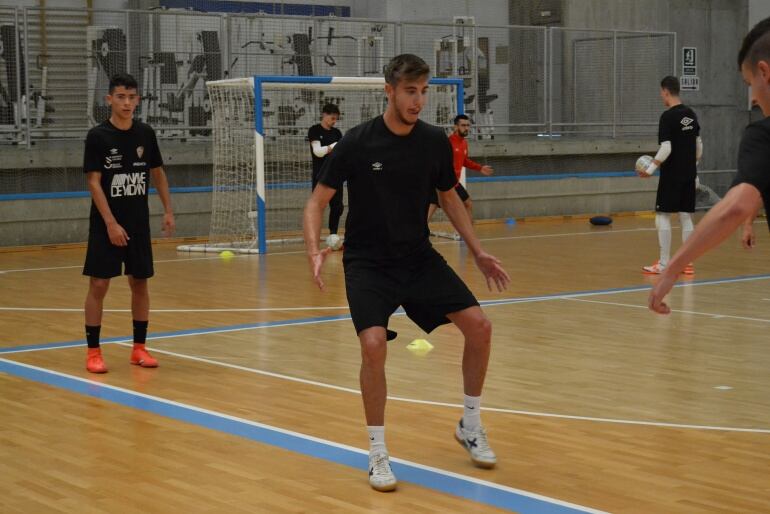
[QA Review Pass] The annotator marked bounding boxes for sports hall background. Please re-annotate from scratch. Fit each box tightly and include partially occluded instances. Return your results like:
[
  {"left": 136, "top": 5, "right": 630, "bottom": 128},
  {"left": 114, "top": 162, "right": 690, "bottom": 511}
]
[{"left": 1, "top": 0, "right": 765, "bottom": 246}]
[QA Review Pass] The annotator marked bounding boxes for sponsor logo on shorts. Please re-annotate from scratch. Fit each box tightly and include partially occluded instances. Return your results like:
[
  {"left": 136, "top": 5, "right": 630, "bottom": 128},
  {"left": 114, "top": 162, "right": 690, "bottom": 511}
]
[{"left": 111, "top": 172, "right": 146, "bottom": 197}]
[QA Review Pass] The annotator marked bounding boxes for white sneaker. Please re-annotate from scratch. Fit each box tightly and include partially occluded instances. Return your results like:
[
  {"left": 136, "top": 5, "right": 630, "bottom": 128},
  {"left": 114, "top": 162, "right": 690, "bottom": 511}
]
[
  {"left": 642, "top": 260, "right": 665, "bottom": 274},
  {"left": 368, "top": 451, "right": 397, "bottom": 492},
  {"left": 454, "top": 419, "right": 497, "bottom": 469}
]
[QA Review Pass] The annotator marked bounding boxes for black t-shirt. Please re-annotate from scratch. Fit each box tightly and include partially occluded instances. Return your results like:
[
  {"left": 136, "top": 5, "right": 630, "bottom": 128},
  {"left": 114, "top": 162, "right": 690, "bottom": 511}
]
[
  {"left": 83, "top": 120, "right": 163, "bottom": 233},
  {"left": 307, "top": 124, "right": 342, "bottom": 178},
  {"left": 732, "top": 117, "right": 770, "bottom": 230},
  {"left": 318, "top": 115, "right": 456, "bottom": 261},
  {"left": 658, "top": 104, "right": 700, "bottom": 182}
]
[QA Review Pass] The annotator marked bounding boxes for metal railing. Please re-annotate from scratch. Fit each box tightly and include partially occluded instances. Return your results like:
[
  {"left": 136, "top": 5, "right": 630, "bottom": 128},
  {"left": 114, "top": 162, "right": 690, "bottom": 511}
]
[{"left": 0, "top": 7, "right": 674, "bottom": 146}]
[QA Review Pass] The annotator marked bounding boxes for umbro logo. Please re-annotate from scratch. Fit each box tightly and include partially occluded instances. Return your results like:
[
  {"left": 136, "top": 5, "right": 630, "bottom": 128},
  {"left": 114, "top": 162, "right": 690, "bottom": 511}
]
[
  {"left": 681, "top": 117, "right": 694, "bottom": 131},
  {"left": 371, "top": 162, "right": 383, "bottom": 172}
]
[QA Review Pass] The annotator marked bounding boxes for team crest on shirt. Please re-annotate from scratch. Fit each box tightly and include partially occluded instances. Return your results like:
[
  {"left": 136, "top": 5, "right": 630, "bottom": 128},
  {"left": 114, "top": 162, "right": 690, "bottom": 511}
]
[
  {"left": 680, "top": 117, "right": 694, "bottom": 131},
  {"left": 137, "top": 146, "right": 144, "bottom": 158},
  {"left": 371, "top": 162, "right": 383, "bottom": 172}
]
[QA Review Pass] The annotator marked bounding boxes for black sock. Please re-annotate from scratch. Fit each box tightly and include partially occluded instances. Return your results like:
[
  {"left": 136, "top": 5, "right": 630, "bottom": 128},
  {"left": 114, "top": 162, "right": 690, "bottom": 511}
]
[
  {"left": 133, "top": 320, "right": 148, "bottom": 345},
  {"left": 85, "top": 325, "right": 101, "bottom": 349}
]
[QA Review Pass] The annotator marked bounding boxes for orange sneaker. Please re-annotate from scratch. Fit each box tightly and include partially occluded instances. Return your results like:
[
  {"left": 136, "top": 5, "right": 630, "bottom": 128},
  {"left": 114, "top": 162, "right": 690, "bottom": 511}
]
[
  {"left": 130, "top": 345, "right": 158, "bottom": 368},
  {"left": 642, "top": 260, "right": 665, "bottom": 274},
  {"left": 86, "top": 348, "right": 108, "bottom": 374},
  {"left": 682, "top": 263, "right": 695, "bottom": 275}
]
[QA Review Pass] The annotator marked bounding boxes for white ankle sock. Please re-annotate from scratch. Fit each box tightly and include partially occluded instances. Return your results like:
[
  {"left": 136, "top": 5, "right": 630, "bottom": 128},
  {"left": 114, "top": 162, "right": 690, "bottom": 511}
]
[
  {"left": 367, "top": 425, "right": 386, "bottom": 454},
  {"left": 680, "top": 212, "right": 694, "bottom": 243},
  {"left": 462, "top": 395, "right": 481, "bottom": 430},
  {"left": 656, "top": 213, "right": 672, "bottom": 267}
]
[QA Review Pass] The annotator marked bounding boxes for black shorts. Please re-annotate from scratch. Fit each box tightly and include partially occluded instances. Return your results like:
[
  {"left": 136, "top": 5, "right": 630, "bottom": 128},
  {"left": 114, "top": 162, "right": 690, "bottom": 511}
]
[
  {"left": 656, "top": 177, "right": 696, "bottom": 213},
  {"left": 83, "top": 227, "right": 154, "bottom": 279},
  {"left": 429, "top": 183, "right": 470, "bottom": 206},
  {"left": 343, "top": 246, "right": 479, "bottom": 338}
]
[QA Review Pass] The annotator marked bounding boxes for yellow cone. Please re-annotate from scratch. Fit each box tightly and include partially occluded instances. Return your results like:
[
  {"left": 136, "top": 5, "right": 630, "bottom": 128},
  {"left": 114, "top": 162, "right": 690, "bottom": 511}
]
[{"left": 406, "top": 338, "right": 434, "bottom": 356}]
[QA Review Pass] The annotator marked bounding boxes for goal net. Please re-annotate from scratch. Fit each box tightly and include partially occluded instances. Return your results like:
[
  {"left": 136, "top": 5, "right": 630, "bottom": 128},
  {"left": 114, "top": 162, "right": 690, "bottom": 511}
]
[{"left": 177, "top": 76, "right": 463, "bottom": 254}]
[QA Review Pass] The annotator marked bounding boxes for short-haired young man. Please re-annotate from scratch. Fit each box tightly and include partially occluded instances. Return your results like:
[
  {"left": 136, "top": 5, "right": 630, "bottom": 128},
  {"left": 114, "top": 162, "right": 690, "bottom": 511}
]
[
  {"left": 427, "top": 114, "right": 493, "bottom": 222},
  {"left": 638, "top": 75, "right": 702, "bottom": 275},
  {"left": 82, "top": 73, "right": 175, "bottom": 373},
  {"left": 303, "top": 54, "right": 510, "bottom": 492},
  {"left": 649, "top": 18, "right": 770, "bottom": 312},
  {"left": 307, "top": 103, "right": 344, "bottom": 249}
]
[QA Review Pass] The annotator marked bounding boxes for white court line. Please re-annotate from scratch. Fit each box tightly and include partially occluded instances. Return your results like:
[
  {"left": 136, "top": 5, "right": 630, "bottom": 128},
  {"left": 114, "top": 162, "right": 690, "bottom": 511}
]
[
  {"left": 564, "top": 297, "right": 770, "bottom": 324},
  {"left": 3, "top": 273, "right": 770, "bottom": 315},
  {"left": 110, "top": 342, "right": 770, "bottom": 434},
  {"left": 0, "top": 306, "right": 351, "bottom": 313},
  {"left": 2, "top": 359, "right": 604, "bottom": 514},
  {"left": 0, "top": 226, "right": 656, "bottom": 275}
]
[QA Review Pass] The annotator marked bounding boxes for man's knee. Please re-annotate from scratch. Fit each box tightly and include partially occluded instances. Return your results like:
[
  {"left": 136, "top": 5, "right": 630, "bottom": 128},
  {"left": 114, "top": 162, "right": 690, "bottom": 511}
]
[
  {"left": 88, "top": 277, "right": 110, "bottom": 298},
  {"left": 359, "top": 328, "right": 387, "bottom": 365},
  {"left": 452, "top": 308, "right": 492, "bottom": 342}
]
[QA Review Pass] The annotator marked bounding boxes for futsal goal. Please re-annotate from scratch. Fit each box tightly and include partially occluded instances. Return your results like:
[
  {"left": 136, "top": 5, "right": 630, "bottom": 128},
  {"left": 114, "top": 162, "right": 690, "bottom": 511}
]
[{"left": 177, "top": 75, "right": 464, "bottom": 254}]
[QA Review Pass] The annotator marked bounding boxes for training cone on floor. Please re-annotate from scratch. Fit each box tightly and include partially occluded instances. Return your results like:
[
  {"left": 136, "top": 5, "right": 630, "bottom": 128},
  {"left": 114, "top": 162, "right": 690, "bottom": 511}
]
[{"left": 406, "top": 338, "right": 434, "bottom": 356}]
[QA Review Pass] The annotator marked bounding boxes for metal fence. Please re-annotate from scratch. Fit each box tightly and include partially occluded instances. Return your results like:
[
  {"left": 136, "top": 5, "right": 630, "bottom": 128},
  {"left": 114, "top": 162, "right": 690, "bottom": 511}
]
[{"left": 0, "top": 7, "right": 674, "bottom": 146}]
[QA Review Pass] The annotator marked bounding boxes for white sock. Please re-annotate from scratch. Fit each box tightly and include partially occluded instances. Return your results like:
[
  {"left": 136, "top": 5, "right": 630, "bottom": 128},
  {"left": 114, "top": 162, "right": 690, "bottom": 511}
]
[
  {"left": 367, "top": 426, "right": 387, "bottom": 454},
  {"left": 656, "top": 213, "right": 672, "bottom": 268},
  {"left": 680, "top": 212, "right": 694, "bottom": 243},
  {"left": 462, "top": 395, "right": 482, "bottom": 430}
]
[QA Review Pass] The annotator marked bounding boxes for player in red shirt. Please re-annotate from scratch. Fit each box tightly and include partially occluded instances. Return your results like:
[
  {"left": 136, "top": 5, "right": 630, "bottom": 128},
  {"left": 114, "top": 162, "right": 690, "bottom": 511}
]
[{"left": 428, "top": 114, "right": 493, "bottom": 222}]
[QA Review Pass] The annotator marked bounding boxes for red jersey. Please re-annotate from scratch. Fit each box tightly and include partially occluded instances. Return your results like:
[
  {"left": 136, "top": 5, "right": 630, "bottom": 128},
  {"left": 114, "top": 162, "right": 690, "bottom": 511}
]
[{"left": 448, "top": 131, "right": 482, "bottom": 181}]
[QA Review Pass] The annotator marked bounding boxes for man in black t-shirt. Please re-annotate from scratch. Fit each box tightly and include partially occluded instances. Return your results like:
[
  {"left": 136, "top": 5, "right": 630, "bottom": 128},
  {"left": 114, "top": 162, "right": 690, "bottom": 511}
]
[
  {"left": 650, "top": 18, "right": 770, "bottom": 313},
  {"left": 303, "top": 54, "right": 510, "bottom": 492},
  {"left": 307, "top": 103, "right": 344, "bottom": 249},
  {"left": 82, "top": 73, "right": 175, "bottom": 374},
  {"left": 638, "top": 76, "right": 702, "bottom": 276}
]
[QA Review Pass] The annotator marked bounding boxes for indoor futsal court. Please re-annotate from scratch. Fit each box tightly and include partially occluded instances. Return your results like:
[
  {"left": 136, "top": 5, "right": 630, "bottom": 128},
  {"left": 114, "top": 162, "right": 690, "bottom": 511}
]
[
  {"left": 2, "top": 1, "right": 770, "bottom": 513},
  {"left": 2, "top": 216, "right": 770, "bottom": 513}
]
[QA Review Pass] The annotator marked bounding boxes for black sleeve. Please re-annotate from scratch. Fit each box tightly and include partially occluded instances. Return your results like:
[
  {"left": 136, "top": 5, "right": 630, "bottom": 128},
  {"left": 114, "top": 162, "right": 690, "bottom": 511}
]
[
  {"left": 147, "top": 126, "right": 164, "bottom": 168},
  {"left": 658, "top": 111, "right": 673, "bottom": 143},
  {"left": 83, "top": 130, "right": 102, "bottom": 173},
  {"left": 307, "top": 125, "right": 320, "bottom": 142},
  {"left": 317, "top": 133, "right": 350, "bottom": 190},
  {"left": 732, "top": 124, "right": 770, "bottom": 195},
  {"left": 436, "top": 135, "right": 457, "bottom": 192}
]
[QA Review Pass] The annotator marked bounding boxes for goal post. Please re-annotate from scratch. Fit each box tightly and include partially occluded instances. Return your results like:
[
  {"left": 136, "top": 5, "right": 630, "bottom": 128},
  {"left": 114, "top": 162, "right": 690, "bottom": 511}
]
[{"left": 177, "top": 75, "right": 464, "bottom": 254}]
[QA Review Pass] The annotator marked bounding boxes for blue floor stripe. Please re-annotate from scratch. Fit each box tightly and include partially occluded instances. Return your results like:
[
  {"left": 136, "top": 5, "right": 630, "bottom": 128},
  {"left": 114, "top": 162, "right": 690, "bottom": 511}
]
[
  {"left": 0, "top": 358, "right": 599, "bottom": 513},
  {"left": 3, "top": 272, "right": 770, "bottom": 356}
]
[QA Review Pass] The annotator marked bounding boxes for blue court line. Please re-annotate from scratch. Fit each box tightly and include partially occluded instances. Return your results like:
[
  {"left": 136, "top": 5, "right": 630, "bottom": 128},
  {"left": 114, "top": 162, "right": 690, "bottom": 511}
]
[
  {"left": 3, "top": 272, "right": 770, "bottom": 356},
  {"left": 0, "top": 358, "right": 601, "bottom": 513},
  {"left": 0, "top": 313, "right": 352, "bottom": 354},
  {"left": 0, "top": 171, "right": 640, "bottom": 201}
]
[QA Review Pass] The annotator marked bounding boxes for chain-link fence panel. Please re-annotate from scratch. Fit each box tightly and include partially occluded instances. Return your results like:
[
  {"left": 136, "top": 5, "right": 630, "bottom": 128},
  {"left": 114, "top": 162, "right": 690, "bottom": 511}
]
[
  {"left": 615, "top": 31, "right": 675, "bottom": 134},
  {"left": 0, "top": 8, "right": 22, "bottom": 143},
  {"left": 401, "top": 21, "right": 546, "bottom": 138},
  {"left": 227, "top": 15, "right": 395, "bottom": 81},
  {"left": 549, "top": 27, "right": 674, "bottom": 137}
]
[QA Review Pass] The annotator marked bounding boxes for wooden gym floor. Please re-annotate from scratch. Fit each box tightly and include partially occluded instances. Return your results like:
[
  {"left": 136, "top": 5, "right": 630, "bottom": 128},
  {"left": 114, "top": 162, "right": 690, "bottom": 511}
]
[{"left": 1, "top": 214, "right": 769, "bottom": 513}]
